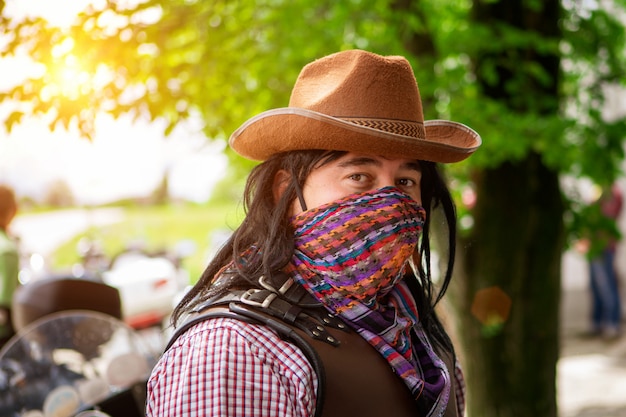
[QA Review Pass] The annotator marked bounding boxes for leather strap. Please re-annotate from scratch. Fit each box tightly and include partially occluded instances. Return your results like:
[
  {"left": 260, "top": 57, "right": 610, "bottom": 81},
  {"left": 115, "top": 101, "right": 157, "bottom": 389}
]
[
  {"left": 165, "top": 301, "right": 329, "bottom": 417},
  {"left": 164, "top": 272, "right": 421, "bottom": 417}
]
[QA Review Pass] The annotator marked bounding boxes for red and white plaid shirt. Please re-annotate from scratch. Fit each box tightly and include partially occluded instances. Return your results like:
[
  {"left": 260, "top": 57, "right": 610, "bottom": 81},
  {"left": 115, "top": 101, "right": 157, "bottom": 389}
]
[
  {"left": 146, "top": 317, "right": 318, "bottom": 417},
  {"left": 146, "top": 316, "right": 466, "bottom": 416}
]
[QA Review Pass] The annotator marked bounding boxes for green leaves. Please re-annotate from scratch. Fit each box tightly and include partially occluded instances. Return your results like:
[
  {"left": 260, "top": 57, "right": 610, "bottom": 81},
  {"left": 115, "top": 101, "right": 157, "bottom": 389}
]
[
  {"left": 4, "top": 110, "right": 23, "bottom": 133},
  {"left": 1, "top": 0, "right": 625, "bottom": 195}
]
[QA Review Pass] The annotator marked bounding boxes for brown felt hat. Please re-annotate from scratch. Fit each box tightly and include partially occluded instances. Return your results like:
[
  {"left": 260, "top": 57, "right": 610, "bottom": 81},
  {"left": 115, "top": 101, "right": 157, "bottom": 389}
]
[{"left": 229, "top": 49, "right": 481, "bottom": 163}]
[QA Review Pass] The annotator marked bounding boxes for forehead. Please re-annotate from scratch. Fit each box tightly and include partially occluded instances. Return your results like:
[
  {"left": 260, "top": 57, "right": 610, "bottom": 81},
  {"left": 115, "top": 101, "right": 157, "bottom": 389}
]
[{"left": 323, "top": 152, "right": 421, "bottom": 170}]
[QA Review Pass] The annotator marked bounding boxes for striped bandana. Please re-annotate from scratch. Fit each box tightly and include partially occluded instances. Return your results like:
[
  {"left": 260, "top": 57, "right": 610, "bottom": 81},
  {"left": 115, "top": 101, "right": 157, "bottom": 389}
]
[{"left": 285, "top": 187, "right": 451, "bottom": 415}]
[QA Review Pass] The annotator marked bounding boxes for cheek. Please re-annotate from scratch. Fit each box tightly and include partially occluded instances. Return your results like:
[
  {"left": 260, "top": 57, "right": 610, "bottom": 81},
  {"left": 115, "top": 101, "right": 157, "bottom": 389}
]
[
  {"left": 301, "top": 182, "right": 347, "bottom": 212},
  {"left": 410, "top": 189, "right": 422, "bottom": 206},
  {"left": 289, "top": 199, "right": 303, "bottom": 217}
]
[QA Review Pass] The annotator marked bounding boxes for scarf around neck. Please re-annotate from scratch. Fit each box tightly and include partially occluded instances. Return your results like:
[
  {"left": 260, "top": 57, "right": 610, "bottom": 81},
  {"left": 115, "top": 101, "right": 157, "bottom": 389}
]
[{"left": 284, "top": 187, "right": 451, "bottom": 416}]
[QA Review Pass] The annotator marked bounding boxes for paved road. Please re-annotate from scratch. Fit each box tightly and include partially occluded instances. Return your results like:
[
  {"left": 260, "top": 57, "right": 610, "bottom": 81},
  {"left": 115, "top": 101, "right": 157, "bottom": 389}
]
[
  {"left": 559, "top": 285, "right": 626, "bottom": 417},
  {"left": 12, "top": 208, "right": 125, "bottom": 257},
  {"left": 9, "top": 209, "right": 626, "bottom": 416}
]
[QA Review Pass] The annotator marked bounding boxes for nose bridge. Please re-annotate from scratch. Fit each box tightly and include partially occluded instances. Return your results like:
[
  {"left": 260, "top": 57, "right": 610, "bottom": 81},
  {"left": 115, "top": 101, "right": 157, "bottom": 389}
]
[
  {"left": 378, "top": 175, "right": 395, "bottom": 189},
  {"left": 376, "top": 165, "right": 398, "bottom": 189}
]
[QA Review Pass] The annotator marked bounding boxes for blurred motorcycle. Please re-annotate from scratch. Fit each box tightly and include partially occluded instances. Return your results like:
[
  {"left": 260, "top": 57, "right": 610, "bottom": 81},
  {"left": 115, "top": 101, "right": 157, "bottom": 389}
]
[
  {"left": 12, "top": 238, "right": 195, "bottom": 356},
  {"left": 71, "top": 238, "right": 195, "bottom": 331},
  {"left": 0, "top": 310, "right": 157, "bottom": 417}
]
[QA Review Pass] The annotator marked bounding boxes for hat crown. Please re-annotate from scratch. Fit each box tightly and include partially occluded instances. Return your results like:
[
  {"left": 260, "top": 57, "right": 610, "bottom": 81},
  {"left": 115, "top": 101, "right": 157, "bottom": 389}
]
[
  {"left": 289, "top": 50, "right": 424, "bottom": 124},
  {"left": 229, "top": 49, "right": 481, "bottom": 162}
]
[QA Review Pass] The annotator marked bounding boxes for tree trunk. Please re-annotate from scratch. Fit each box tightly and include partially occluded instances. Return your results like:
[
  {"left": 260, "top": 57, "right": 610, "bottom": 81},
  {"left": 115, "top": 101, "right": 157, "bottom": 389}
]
[
  {"left": 448, "top": 1, "right": 566, "bottom": 415},
  {"left": 453, "top": 153, "right": 565, "bottom": 417}
]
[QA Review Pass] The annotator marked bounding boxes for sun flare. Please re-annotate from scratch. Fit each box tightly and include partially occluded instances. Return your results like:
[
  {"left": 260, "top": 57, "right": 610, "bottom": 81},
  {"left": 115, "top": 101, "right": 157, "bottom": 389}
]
[
  {"left": 8, "top": 0, "right": 96, "bottom": 28},
  {"left": 41, "top": 53, "right": 93, "bottom": 101}
]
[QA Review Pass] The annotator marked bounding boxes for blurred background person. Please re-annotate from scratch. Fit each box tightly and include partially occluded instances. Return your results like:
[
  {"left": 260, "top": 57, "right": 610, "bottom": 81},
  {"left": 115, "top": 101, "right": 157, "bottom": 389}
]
[
  {"left": 0, "top": 184, "right": 19, "bottom": 348},
  {"left": 578, "top": 183, "right": 623, "bottom": 340}
]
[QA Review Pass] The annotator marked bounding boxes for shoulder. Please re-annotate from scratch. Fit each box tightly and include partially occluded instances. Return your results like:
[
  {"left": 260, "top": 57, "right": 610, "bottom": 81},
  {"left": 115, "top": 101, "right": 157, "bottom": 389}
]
[
  {"left": 168, "top": 315, "right": 309, "bottom": 363},
  {"left": 159, "top": 316, "right": 315, "bottom": 375},
  {"left": 147, "top": 316, "right": 317, "bottom": 417}
]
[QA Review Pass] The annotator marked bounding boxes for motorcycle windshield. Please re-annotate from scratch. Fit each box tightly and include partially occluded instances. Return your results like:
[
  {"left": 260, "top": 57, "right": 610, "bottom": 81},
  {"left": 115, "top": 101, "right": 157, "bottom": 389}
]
[{"left": 0, "top": 311, "right": 157, "bottom": 417}]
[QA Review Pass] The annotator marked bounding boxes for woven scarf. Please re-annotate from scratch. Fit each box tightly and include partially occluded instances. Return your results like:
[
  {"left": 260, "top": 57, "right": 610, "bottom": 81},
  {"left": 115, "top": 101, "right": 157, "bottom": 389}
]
[{"left": 284, "top": 187, "right": 451, "bottom": 416}]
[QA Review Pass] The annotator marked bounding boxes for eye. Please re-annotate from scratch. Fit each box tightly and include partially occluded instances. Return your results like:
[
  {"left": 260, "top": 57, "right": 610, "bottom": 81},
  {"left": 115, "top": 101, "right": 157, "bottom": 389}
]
[
  {"left": 396, "top": 178, "right": 417, "bottom": 187},
  {"left": 348, "top": 173, "right": 369, "bottom": 183}
]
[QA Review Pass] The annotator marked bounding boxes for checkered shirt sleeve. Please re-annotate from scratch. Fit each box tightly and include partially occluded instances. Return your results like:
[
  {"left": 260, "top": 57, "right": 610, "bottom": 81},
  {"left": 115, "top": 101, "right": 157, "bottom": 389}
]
[{"left": 146, "top": 317, "right": 318, "bottom": 417}]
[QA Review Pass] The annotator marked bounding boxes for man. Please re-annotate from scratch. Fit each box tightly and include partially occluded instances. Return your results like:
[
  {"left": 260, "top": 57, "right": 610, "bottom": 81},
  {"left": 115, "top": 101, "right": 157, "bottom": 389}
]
[
  {"left": 146, "top": 50, "right": 481, "bottom": 416},
  {"left": 0, "top": 184, "right": 19, "bottom": 347},
  {"left": 589, "top": 184, "right": 623, "bottom": 339}
]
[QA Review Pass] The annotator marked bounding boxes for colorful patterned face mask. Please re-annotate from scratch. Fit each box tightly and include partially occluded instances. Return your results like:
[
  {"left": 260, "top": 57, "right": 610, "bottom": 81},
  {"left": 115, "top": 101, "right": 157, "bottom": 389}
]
[
  {"left": 288, "top": 186, "right": 425, "bottom": 311},
  {"left": 285, "top": 187, "right": 449, "bottom": 404}
]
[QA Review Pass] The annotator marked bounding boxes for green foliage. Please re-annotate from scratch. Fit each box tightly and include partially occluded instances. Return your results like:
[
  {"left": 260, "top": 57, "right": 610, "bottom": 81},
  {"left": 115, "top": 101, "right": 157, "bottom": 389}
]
[
  {"left": 569, "top": 200, "right": 622, "bottom": 258},
  {"left": 558, "top": 4, "right": 626, "bottom": 183},
  {"left": 0, "top": 0, "right": 406, "bottom": 140},
  {"left": 1, "top": 0, "right": 625, "bottom": 238}
]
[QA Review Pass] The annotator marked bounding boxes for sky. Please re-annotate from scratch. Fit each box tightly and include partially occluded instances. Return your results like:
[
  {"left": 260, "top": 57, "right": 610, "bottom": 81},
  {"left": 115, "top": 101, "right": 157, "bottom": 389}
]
[
  {"left": 0, "top": 113, "right": 228, "bottom": 205},
  {"left": 0, "top": 0, "right": 228, "bottom": 205}
]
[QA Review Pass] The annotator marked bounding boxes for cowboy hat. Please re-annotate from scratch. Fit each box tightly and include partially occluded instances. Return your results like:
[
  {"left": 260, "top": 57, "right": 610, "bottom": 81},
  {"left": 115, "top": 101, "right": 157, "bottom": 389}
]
[{"left": 229, "top": 49, "right": 481, "bottom": 163}]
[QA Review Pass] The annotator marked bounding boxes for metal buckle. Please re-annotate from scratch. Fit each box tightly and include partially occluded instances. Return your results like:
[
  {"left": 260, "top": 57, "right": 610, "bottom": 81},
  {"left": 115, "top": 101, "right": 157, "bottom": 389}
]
[
  {"left": 258, "top": 274, "right": 294, "bottom": 295},
  {"left": 240, "top": 289, "right": 277, "bottom": 308}
]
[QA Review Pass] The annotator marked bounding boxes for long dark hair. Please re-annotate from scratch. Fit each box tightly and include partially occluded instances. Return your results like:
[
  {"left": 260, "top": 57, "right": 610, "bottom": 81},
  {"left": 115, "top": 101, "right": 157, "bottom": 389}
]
[{"left": 172, "top": 149, "right": 457, "bottom": 352}]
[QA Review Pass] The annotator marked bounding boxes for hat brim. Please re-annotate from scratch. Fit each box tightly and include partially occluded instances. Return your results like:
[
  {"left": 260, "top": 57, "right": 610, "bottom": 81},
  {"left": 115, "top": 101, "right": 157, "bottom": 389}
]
[{"left": 229, "top": 107, "right": 481, "bottom": 163}]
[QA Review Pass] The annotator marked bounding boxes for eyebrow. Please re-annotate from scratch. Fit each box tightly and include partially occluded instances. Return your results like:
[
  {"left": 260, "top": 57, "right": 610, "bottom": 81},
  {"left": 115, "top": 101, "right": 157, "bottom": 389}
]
[{"left": 336, "top": 156, "right": 421, "bottom": 172}]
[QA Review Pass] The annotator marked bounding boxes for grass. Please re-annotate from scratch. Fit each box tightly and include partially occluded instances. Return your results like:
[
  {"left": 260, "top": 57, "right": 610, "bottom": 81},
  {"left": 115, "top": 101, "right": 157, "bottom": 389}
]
[{"left": 50, "top": 201, "right": 245, "bottom": 284}]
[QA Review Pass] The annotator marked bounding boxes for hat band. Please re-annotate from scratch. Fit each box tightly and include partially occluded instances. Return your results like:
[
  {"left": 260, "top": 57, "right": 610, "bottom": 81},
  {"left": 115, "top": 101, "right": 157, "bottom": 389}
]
[{"left": 340, "top": 117, "right": 426, "bottom": 139}]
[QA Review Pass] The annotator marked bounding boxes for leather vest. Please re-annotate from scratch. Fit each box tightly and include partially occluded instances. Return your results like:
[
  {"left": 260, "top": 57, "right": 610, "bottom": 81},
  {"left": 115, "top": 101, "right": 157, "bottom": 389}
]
[
  {"left": 167, "top": 274, "right": 459, "bottom": 417},
  {"left": 301, "top": 315, "right": 419, "bottom": 417}
]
